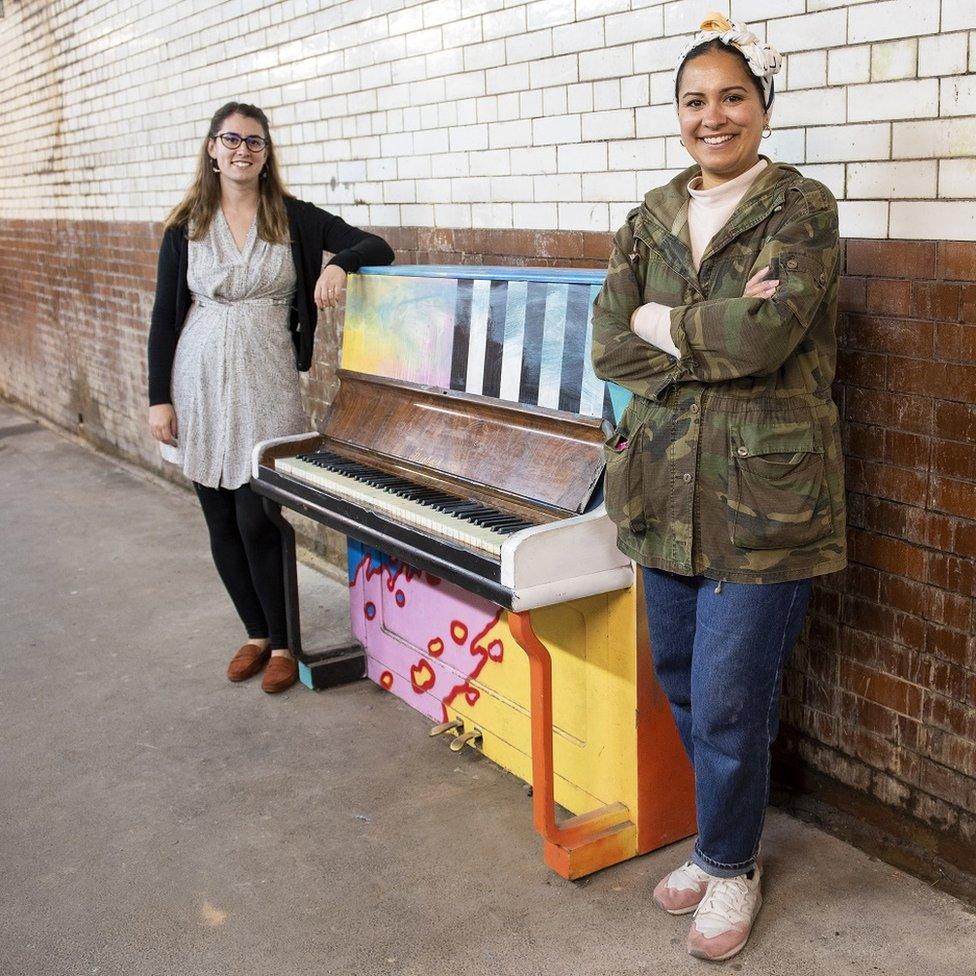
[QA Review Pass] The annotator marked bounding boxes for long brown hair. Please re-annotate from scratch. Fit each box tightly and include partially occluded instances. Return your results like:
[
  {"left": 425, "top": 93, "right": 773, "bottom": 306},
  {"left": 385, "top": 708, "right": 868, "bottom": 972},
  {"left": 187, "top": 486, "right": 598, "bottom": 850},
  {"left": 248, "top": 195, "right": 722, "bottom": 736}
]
[{"left": 165, "top": 102, "right": 292, "bottom": 243}]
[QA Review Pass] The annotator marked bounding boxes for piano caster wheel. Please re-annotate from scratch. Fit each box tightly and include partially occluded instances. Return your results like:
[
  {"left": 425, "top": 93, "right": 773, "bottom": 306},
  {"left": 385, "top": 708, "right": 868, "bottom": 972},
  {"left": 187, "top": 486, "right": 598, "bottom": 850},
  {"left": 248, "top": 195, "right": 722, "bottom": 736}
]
[
  {"left": 449, "top": 728, "right": 483, "bottom": 753},
  {"left": 429, "top": 717, "right": 464, "bottom": 738}
]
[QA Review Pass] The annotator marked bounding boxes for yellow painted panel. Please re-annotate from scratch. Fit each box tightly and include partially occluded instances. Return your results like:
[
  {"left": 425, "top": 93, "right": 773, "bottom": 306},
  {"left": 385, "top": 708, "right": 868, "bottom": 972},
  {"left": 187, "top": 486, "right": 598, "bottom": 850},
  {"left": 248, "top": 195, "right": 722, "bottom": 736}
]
[
  {"left": 446, "top": 587, "right": 640, "bottom": 819},
  {"left": 445, "top": 710, "right": 600, "bottom": 816}
]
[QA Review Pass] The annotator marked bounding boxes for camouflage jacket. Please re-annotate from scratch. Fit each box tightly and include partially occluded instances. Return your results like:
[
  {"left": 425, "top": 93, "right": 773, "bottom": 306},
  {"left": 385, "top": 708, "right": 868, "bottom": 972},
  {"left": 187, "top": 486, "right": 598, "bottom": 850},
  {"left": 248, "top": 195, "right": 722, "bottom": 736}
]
[{"left": 592, "top": 160, "right": 846, "bottom": 584}]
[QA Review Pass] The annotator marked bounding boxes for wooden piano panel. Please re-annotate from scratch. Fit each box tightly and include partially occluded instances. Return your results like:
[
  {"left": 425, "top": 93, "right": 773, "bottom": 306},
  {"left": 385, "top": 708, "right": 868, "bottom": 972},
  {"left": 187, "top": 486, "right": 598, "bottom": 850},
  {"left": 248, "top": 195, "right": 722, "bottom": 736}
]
[{"left": 325, "top": 371, "right": 606, "bottom": 517}]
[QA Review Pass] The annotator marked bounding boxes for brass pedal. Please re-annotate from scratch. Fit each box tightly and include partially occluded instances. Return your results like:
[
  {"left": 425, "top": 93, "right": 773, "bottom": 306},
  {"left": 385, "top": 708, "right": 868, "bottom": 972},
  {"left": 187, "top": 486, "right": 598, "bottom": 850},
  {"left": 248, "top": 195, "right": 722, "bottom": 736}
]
[
  {"left": 429, "top": 717, "right": 464, "bottom": 738},
  {"left": 449, "top": 728, "right": 483, "bottom": 752}
]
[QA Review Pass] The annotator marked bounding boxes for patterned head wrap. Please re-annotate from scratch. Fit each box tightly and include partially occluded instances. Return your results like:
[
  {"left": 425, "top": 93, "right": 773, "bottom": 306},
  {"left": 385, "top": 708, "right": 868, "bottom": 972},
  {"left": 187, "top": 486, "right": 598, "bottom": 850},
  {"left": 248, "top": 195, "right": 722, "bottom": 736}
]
[{"left": 675, "top": 13, "right": 783, "bottom": 109}]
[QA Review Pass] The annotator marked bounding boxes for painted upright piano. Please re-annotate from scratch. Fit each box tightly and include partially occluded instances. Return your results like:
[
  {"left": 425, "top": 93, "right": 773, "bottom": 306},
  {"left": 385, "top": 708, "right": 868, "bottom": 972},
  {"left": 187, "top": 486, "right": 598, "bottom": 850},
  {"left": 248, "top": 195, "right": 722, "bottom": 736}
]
[{"left": 251, "top": 265, "right": 696, "bottom": 879}]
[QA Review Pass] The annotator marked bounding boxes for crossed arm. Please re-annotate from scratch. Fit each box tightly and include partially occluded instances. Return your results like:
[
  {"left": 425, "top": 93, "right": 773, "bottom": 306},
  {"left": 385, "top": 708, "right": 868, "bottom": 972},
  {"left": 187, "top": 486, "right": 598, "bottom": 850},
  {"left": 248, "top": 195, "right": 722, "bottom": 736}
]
[{"left": 591, "top": 197, "right": 839, "bottom": 399}]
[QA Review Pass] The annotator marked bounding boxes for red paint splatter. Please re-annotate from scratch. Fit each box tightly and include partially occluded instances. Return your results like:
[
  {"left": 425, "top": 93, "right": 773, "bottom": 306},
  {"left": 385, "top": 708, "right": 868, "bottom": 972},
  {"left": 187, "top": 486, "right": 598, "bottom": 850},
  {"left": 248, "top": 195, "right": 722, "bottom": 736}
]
[
  {"left": 350, "top": 553, "right": 371, "bottom": 588},
  {"left": 410, "top": 660, "right": 436, "bottom": 693},
  {"left": 386, "top": 561, "right": 406, "bottom": 591},
  {"left": 395, "top": 590, "right": 406, "bottom": 607},
  {"left": 364, "top": 558, "right": 385, "bottom": 582},
  {"left": 440, "top": 608, "right": 504, "bottom": 720},
  {"left": 426, "top": 574, "right": 441, "bottom": 586},
  {"left": 427, "top": 637, "right": 444, "bottom": 657},
  {"left": 379, "top": 670, "right": 394, "bottom": 689},
  {"left": 450, "top": 620, "right": 468, "bottom": 645},
  {"left": 464, "top": 686, "right": 480, "bottom": 706}
]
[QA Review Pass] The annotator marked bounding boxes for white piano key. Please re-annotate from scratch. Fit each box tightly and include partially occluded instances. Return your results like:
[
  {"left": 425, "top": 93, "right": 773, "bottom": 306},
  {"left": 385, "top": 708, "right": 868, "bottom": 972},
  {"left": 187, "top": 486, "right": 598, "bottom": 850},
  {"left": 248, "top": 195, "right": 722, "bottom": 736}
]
[{"left": 274, "top": 457, "right": 508, "bottom": 558}]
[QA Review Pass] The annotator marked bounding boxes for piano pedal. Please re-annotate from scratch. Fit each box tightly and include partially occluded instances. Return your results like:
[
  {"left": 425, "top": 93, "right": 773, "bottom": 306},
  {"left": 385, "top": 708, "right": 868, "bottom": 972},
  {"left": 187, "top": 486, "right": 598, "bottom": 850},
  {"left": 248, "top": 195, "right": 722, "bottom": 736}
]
[
  {"left": 429, "top": 717, "right": 464, "bottom": 738},
  {"left": 449, "top": 728, "right": 483, "bottom": 753}
]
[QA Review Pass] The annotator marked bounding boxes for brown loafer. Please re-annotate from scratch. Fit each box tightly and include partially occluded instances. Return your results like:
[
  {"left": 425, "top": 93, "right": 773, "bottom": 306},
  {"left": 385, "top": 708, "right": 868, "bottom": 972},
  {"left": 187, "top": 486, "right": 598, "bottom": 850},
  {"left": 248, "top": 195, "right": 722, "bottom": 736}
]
[
  {"left": 261, "top": 655, "right": 298, "bottom": 694},
  {"left": 226, "top": 642, "right": 271, "bottom": 682}
]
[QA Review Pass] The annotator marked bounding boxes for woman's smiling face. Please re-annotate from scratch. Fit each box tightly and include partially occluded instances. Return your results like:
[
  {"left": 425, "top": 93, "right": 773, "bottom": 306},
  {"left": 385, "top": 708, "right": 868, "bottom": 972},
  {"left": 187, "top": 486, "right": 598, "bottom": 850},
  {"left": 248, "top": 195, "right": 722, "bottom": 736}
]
[
  {"left": 207, "top": 112, "right": 268, "bottom": 187},
  {"left": 677, "top": 48, "right": 768, "bottom": 189}
]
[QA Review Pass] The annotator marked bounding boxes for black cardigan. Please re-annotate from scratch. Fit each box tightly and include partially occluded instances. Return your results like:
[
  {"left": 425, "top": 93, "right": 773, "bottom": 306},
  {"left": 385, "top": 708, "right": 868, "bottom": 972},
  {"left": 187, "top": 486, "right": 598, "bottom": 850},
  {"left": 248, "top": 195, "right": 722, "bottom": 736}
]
[{"left": 147, "top": 196, "right": 394, "bottom": 405}]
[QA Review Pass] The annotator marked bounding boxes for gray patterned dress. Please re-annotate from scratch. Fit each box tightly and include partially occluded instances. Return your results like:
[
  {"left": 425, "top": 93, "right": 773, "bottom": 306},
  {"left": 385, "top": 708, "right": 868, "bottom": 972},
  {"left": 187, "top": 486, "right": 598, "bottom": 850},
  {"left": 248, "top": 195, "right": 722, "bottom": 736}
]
[{"left": 159, "top": 210, "right": 307, "bottom": 489}]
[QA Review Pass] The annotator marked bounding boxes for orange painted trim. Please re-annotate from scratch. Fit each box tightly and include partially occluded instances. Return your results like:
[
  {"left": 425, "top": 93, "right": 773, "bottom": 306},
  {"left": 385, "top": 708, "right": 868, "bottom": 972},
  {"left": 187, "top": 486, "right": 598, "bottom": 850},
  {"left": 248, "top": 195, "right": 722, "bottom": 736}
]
[
  {"left": 509, "top": 609, "right": 639, "bottom": 879},
  {"left": 633, "top": 574, "right": 698, "bottom": 852}
]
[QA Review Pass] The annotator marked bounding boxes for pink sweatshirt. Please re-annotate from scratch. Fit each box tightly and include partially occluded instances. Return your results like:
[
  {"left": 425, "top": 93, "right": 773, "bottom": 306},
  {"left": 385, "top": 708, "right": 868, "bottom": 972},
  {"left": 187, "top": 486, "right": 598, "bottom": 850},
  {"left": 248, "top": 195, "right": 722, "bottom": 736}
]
[{"left": 630, "top": 158, "right": 769, "bottom": 358}]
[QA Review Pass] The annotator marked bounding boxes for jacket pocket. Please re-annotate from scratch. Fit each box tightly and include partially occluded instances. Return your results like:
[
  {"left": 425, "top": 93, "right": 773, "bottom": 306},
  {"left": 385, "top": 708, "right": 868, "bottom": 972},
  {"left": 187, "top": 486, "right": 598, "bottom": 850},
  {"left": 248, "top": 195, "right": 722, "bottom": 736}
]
[
  {"left": 603, "top": 418, "right": 647, "bottom": 535},
  {"left": 728, "top": 419, "right": 833, "bottom": 550}
]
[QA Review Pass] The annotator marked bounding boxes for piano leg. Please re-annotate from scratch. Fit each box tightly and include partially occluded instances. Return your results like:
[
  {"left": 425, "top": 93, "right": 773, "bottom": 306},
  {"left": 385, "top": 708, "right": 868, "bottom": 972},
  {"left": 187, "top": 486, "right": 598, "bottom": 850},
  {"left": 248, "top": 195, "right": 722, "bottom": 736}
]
[
  {"left": 509, "top": 610, "right": 638, "bottom": 880},
  {"left": 262, "top": 498, "right": 304, "bottom": 656},
  {"left": 261, "top": 497, "right": 367, "bottom": 689}
]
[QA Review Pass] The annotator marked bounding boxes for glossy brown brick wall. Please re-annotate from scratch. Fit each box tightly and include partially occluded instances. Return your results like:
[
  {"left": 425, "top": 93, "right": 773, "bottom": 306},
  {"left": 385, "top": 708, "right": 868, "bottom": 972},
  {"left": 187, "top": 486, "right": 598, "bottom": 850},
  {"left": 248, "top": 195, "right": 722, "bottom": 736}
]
[
  {"left": 2, "top": 221, "right": 975, "bottom": 890},
  {"left": 775, "top": 238, "right": 976, "bottom": 895}
]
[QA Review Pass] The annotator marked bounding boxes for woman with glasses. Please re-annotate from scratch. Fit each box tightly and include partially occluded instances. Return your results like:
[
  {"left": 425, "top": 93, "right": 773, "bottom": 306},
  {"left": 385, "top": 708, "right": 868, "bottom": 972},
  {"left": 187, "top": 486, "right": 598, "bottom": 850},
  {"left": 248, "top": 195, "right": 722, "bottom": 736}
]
[{"left": 147, "top": 101, "right": 394, "bottom": 694}]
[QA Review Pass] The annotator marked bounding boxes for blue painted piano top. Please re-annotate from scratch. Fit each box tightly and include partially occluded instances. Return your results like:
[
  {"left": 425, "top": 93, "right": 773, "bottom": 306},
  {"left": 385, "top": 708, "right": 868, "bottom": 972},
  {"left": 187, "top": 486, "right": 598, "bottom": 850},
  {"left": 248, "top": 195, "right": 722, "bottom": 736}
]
[{"left": 359, "top": 264, "right": 607, "bottom": 286}]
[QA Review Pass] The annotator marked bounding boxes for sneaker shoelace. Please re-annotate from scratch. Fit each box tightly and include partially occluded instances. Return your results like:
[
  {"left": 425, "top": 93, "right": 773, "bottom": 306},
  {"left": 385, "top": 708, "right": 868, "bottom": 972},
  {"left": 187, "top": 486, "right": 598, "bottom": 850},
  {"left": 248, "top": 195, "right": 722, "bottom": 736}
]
[
  {"left": 669, "top": 861, "right": 711, "bottom": 891},
  {"left": 696, "top": 875, "right": 754, "bottom": 926}
]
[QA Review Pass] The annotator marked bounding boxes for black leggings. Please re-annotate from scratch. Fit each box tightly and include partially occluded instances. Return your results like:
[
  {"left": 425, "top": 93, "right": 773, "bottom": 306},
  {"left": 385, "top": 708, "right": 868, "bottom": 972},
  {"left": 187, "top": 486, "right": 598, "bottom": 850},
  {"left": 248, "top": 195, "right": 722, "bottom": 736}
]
[{"left": 193, "top": 482, "right": 288, "bottom": 649}]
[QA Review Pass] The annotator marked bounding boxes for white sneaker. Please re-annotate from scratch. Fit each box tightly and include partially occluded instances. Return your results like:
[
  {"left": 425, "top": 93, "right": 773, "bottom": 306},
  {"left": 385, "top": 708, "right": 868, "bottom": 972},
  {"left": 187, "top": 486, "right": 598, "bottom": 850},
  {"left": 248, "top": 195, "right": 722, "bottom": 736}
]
[
  {"left": 652, "top": 860, "right": 712, "bottom": 915},
  {"left": 686, "top": 863, "right": 763, "bottom": 961}
]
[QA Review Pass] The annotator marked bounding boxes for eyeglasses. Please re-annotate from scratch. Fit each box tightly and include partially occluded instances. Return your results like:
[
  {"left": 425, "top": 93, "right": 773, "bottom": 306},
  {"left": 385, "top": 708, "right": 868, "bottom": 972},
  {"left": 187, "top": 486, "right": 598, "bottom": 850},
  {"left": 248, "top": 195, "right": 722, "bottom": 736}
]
[{"left": 214, "top": 131, "right": 269, "bottom": 152}]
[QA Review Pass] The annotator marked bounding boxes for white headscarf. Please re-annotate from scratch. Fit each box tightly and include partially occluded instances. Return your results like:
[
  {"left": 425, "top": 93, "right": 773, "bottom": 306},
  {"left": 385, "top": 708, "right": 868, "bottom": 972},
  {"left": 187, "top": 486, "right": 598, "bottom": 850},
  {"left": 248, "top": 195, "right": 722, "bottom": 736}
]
[{"left": 675, "top": 13, "right": 783, "bottom": 108}]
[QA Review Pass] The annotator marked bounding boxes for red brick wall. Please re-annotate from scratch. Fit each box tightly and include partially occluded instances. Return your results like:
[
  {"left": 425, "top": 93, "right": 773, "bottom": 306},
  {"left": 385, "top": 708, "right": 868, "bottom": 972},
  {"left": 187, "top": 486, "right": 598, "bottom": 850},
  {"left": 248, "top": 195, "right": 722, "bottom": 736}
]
[
  {"left": 777, "top": 239, "right": 976, "bottom": 897},
  {"left": 0, "top": 220, "right": 161, "bottom": 460},
  {"left": 2, "top": 220, "right": 975, "bottom": 893}
]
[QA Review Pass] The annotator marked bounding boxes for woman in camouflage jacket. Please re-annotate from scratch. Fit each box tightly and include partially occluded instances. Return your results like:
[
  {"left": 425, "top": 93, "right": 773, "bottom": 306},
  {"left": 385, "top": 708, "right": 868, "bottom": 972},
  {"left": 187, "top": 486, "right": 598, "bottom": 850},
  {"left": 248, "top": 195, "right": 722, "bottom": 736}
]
[{"left": 591, "top": 14, "right": 846, "bottom": 962}]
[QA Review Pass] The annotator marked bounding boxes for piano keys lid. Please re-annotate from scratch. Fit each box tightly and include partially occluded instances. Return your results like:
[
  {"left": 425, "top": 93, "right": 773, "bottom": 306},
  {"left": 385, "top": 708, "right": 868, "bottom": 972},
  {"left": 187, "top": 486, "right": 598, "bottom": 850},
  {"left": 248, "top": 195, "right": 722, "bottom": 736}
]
[{"left": 325, "top": 370, "right": 609, "bottom": 518}]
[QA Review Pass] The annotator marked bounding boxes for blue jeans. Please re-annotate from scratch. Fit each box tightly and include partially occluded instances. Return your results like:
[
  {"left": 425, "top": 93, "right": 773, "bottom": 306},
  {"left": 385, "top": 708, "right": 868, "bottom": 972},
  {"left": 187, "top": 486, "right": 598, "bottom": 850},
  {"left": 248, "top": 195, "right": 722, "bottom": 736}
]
[{"left": 642, "top": 568, "right": 812, "bottom": 879}]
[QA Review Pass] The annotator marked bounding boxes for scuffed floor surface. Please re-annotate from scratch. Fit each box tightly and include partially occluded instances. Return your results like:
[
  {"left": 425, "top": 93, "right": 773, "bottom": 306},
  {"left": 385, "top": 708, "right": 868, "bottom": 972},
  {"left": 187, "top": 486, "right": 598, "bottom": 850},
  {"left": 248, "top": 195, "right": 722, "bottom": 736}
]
[{"left": 2, "top": 400, "right": 974, "bottom": 976}]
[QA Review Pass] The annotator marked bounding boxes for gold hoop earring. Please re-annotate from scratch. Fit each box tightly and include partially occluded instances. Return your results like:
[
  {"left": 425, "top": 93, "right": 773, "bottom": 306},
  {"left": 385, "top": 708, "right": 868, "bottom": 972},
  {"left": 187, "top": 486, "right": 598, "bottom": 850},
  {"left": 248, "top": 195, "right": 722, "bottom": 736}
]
[{"left": 762, "top": 126, "right": 772, "bottom": 139}]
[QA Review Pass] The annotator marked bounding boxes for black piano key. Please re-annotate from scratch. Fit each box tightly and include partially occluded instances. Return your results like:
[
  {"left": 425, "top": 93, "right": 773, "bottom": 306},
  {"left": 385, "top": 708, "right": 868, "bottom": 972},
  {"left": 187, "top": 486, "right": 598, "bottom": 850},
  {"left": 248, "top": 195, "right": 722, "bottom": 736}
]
[
  {"left": 425, "top": 495, "right": 460, "bottom": 506},
  {"left": 443, "top": 501, "right": 481, "bottom": 511},
  {"left": 441, "top": 501, "right": 492, "bottom": 516}
]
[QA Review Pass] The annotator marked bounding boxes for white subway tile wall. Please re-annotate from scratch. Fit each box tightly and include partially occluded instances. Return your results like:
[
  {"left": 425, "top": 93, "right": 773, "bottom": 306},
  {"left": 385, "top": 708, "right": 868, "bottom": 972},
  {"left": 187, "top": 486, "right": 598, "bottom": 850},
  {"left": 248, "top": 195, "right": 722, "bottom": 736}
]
[{"left": 1, "top": 0, "right": 974, "bottom": 239}]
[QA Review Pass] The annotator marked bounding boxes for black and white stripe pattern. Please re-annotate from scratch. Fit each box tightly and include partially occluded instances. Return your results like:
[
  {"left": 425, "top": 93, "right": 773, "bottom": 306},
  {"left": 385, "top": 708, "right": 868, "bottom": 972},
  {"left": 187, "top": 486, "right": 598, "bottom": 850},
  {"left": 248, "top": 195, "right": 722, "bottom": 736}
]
[{"left": 447, "top": 278, "right": 612, "bottom": 421}]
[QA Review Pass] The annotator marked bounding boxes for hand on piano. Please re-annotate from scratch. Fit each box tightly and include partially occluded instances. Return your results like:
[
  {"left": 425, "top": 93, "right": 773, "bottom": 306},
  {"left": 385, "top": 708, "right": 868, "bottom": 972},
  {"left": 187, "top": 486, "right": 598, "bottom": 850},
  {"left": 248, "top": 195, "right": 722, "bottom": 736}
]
[
  {"left": 315, "top": 264, "right": 347, "bottom": 309},
  {"left": 149, "top": 403, "right": 178, "bottom": 446}
]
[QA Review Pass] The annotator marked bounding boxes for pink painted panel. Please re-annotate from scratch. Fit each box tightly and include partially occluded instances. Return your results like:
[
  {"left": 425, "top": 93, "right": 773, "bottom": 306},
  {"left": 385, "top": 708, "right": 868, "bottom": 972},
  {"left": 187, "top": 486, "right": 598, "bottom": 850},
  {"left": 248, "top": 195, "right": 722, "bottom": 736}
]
[{"left": 348, "top": 543, "right": 504, "bottom": 723}]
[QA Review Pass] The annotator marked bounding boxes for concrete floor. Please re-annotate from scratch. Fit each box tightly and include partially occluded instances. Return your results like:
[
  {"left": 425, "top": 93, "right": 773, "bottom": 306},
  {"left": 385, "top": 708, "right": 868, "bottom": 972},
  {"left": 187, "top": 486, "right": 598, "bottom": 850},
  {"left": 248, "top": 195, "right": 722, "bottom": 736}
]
[{"left": 2, "top": 398, "right": 975, "bottom": 976}]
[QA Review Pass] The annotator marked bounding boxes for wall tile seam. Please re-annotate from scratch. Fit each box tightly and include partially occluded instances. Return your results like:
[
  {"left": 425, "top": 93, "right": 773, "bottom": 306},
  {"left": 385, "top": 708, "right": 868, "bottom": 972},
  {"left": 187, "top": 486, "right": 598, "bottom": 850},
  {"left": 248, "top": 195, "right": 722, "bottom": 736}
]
[
  {"left": 3, "top": 30, "right": 965, "bottom": 83},
  {"left": 8, "top": 12, "right": 950, "bottom": 57}
]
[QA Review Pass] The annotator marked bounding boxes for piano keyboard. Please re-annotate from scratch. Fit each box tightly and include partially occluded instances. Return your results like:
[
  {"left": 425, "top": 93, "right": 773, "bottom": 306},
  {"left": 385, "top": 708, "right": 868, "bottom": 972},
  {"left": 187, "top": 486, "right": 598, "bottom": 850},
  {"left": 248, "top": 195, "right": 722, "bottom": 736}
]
[{"left": 274, "top": 450, "right": 537, "bottom": 558}]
